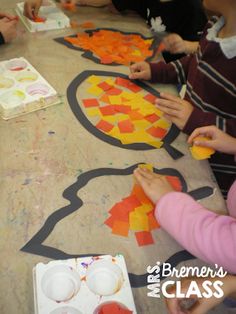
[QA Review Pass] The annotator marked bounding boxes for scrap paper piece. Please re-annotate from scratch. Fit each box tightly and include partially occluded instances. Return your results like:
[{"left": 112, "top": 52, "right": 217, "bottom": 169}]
[
  {"left": 57, "top": 28, "right": 158, "bottom": 66},
  {"left": 190, "top": 137, "right": 215, "bottom": 160}
]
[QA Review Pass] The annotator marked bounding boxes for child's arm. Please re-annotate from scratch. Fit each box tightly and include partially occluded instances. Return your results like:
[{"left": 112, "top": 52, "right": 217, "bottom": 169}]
[
  {"left": 0, "top": 18, "right": 18, "bottom": 44},
  {"left": 134, "top": 167, "right": 236, "bottom": 274},
  {"left": 183, "top": 107, "right": 236, "bottom": 137},
  {"left": 156, "top": 190, "right": 236, "bottom": 274}
]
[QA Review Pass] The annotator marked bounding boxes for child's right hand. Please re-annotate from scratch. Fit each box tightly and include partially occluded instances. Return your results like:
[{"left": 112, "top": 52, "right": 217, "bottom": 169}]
[
  {"left": 24, "top": 0, "right": 42, "bottom": 19},
  {"left": 0, "top": 18, "right": 18, "bottom": 43},
  {"left": 129, "top": 61, "right": 151, "bottom": 80},
  {"left": 188, "top": 126, "right": 236, "bottom": 155}
]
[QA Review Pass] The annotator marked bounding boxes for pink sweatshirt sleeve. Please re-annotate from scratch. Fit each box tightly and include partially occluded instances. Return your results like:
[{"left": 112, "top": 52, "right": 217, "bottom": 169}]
[{"left": 155, "top": 190, "right": 236, "bottom": 274}]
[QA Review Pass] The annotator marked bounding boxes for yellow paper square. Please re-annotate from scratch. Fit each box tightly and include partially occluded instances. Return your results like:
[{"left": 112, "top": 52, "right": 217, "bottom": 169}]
[
  {"left": 108, "top": 95, "right": 123, "bottom": 105},
  {"left": 154, "top": 119, "right": 171, "bottom": 129},
  {"left": 129, "top": 211, "right": 149, "bottom": 231},
  {"left": 87, "top": 85, "right": 103, "bottom": 97},
  {"left": 86, "top": 107, "right": 101, "bottom": 117},
  {"left": 138, "top": 164, "right": 154, "bottom": 172},
  {"left": 135, "top": 204, "right": 153, "bottom": 214},
  {"left": 86, "top": 75, "right": 101, "bottom": 85}
]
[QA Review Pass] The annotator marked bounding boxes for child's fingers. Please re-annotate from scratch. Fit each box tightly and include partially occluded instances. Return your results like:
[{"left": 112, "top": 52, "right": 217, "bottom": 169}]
[
  {"left": 160, "top": 92, "right": 184, "bottom": 104},
  {"left": 156, "top": 104, "right": 179, "bottom": 118},
  {"left": 188, "top": 126, "right": 215, "bottom": 144},
  {"left": 134, "top": 168, "right": 154, "bottom": 180},
  {"left": 133, "top": 170, "right": 151, "bottom": 189},
  {"left": 156, "top": 98, "right": 181, "bottom": 111},
  {"left": 129, "top": 71, "right": 146, "bottom": 80},
  {"left": 24, "top": 3, "right": 34, "bottom": 19}
]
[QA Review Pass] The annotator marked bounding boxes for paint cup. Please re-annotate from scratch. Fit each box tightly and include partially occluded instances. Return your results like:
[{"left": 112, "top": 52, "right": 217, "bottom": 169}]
[
  {"left": 86, "top": 260, "right": 123, "bottom": 296},
  {"left": 6, "top": 59, "right": 27, "bottom": 71},
  {"left": 26, "top": 83, "right": 50, "bottom": 96},
  {"left": 0, "top": 90, "right": 25, "bottom": 107},
  {"left": 41, "top": 265, "right": 81, "bottom": 302},
  {"left": 94, "top": 301, "right": 131, "bottom": 314},
  {"left": 50, "top": 306, "right": 82, "bottom": 314},
  {"left": 0, "top": 76, "right": 14, "bottom": 89},
  {"left": 16, "top": 71, "right": 38, "bottom": 82}
]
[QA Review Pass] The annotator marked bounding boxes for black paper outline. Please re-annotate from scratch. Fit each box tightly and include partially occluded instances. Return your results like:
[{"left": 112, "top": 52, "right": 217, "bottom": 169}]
[
  {"left": 67, "top": 70, "right": 184, "bottom": 160},
  {"left": 54, "top": 28, "right": 158, "bottom": 66},
  {"left": 21, "top": 164, "right": 213, "bottom": 287}
]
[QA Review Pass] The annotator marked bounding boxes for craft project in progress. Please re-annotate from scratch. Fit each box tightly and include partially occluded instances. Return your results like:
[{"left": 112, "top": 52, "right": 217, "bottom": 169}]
[
  {"left": 55, "top": 28, "right": 157, "bottom": 66},
  {"left": 190, "top": 137, "right": 215, "bottom": 160},
  {"left": 33, "top": 254, "right": 136, "bottom": 314},
  {"left": 21, "top": 164, "right": 213, "bottom": 287},
  {"left": 105, "top": 164, "right": 182, "bottom": 247},
  {"left": 67, "top": 70, "right": 183, "bottom": 159},
  {"left": 0, "top": 57, "right": 60, "bottom": 120},
  {"left": 16, "top": 0, "right": 70, "bottom": 32}
]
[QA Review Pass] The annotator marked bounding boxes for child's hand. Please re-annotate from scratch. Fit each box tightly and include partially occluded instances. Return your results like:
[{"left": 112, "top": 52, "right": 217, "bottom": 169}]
[
  {"left": 163, "top": 34, "right": 199, "bottom": 55},
  {"left": 155, "top": 93, "right": 193, "bottom": 130},
  {"left": 0, "top": 12, "right": 18, "bottom": 21},
  {"left": 24, "top": 0, "right": 42, "bottom": 19},
  {"left": 0, "top": 18, "right": 18, "bottom": 43},
  {"left": 129, "top": 62, "right": 151, "bottom": 80},
  {"left": 188, "top": 126, "right": 236, "bottom": 155},
  {"left": 133, "top": 168, "right": 174, "bottom": 204}
]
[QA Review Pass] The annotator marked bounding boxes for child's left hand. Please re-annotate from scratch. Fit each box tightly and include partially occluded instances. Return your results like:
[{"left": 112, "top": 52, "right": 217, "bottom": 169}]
[
  {"left": 133, "top": 168, "right": 174, "bottom": 204},
  {"left": 155, "top": 93, "right": 193, "bottom": 130}
]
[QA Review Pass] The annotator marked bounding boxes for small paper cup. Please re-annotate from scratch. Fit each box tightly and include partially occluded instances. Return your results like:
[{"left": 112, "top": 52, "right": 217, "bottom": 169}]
[
  {"left": 50, "top": 306, "right": 82, "bottom": 314},
  {"left": 6, "top": 59, "right": 27, "bottom": 71},
  {"left": 0, "top": 76, "right": 14, "bottom": 89},
  {"left": 86, "top": 260, "right": 124, "bottom": 296},
  {"left": 16, "top": 71, "right": 38, "bottom": 83},
  {"left": 26, "top": 83, "right": 50, "bottom": 96},
  {"left": 41, "top": 265, "right": 81, "bottom": 302}
]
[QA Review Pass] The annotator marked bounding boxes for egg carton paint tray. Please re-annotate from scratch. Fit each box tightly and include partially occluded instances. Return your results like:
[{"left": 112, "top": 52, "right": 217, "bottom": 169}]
[
  {"left": 0, "top": 57, "right": 61, "bottom": 120},
  {"left": 16, "top": 0, "right": 70, "bottom": 32},
  {"left": 33, "top": 254, "right": 137, "bottom": 314}
]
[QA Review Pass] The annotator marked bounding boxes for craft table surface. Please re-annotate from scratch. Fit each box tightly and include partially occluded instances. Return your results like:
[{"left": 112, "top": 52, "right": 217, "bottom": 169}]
[{"left": 0, "top": 2, "right": 227, "bottom": 314}]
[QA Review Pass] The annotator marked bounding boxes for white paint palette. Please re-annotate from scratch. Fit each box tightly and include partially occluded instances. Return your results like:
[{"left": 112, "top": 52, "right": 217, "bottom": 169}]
[
  {"left": 16, "top": 0, "right": 70, "bottom": 32},
  {"left": 33, "top": 255, "right": 137, "bottom": 314},
  {"left": 0, "top": 57, "right": 60, "bottom": 120}
]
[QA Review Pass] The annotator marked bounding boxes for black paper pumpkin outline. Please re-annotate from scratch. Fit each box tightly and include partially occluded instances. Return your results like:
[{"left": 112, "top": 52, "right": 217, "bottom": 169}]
[
  {"left": 21, "top": 163, "right": 213, "bottom": 287},
  {"left": 67, "top": 70, "right": 184, "bottom": 160},
  {"left": 54, "top": 28, "right": 159, "bottom": 66}
]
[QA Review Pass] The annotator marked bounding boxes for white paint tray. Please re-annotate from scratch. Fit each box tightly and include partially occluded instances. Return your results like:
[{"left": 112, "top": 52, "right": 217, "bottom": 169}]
[
  {"left": 33, "top": 254, "right": 137, "bottom": 314},
  {"left": 16, "top": 0, "right": 70, "bottom": 32},
  {"left": 0, "top": 57, "right": 61, "bottom": 120}
]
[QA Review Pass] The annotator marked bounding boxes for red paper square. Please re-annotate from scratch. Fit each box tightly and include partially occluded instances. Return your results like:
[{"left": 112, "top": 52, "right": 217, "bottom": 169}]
[
  {"left": 82, "top": 98, "right": 100, "bottom": 108},
  {"left": 135, "top": 231, "right": 154, "bottom": 246},
  {"left": 98, "top": 81, "right": 113, "bottom": 91},
  {"left": 118, "top": 119, "right": 134, "bottom": 133},
  {"left": 106, "top": 87, "right": 122, "bottom": 96},
  {"left": 147, "top": 126, "right": 167, "bottom": 138},
  {"left": 145, "top": 114, "right": 160, "bottom": 123},
  {"left": 96, "top": 120, "right": 114, "bottom": 132},
  {"left": 114, "top": 105, "right": 132, "bottom": 114},
  {"left": 144, "top": 93, "right": 157, "bottom": 104},
  {"left": 99, "top": 105, "right": 116, "bottom": 116}
]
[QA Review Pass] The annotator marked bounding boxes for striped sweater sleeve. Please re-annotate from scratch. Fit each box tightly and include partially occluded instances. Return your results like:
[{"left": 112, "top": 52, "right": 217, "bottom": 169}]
[
  {"left": 183, "top": 107, "right": 236, "bottom": 137},
  {"left": 149, "top": 55, "right": 193, "bottom": 85}
]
